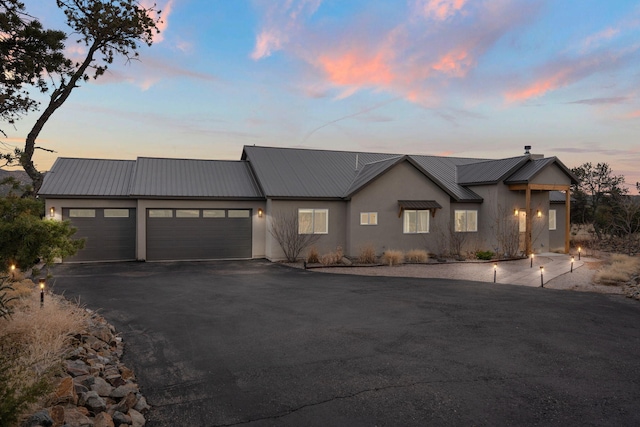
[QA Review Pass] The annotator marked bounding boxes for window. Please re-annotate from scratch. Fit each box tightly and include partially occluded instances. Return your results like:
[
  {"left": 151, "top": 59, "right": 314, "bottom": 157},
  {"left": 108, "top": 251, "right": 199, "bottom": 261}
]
[
  {"left": 148, "top": 209, "right": 173, "bottom": 218},
  {"left": 104, "top": 209, "right": 129, "bottom": 218},
  {"left": 228, "top": 210, "right": 250, "bottom": 218},
  {"left": 549, "top": 209, "right": 557, "bottom": 230},
  {"left": 454, "top": 210, "right": 477, "bottom": 232},
  {"left": 519, "top": 212, "right": 526, "bottom": 233},
  {"left": 403, "top": 210, "right": 429, "bottom": 233},
  {"left": 203, "top": 210, "right": 225, "bottom": 218},
  {"left": 69, "top": 209, "right": 95, "bottom": 218},
  {"left": 298, "top": 209, "right": 328, "bottom": 234},
  {"left": 360, "top": 212, "right": 378, "bottom": 225},
  {"left": 176, "top": 209, "right": 199, "bottom": 218}
]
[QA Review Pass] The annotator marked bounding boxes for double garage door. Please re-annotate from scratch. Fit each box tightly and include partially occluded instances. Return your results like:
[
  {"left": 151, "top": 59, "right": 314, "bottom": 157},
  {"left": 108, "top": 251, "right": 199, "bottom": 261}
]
[
  {"left": 146, "top": 208, "right": 252, "bottom": 261},
  {"left": 63, "top": 208, "right": 136, "bottom": 262},
  {"left": 64, "top": 207, "right": 252, "bottom": 262}
]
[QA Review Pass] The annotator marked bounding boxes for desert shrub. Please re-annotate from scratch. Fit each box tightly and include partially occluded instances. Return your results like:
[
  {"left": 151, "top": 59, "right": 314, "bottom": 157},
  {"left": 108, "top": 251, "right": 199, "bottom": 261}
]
[
  {"left": 381, "top": 250, "right": 404, "bottom": 266},
  {"left": 0, "top": 282, "right": 88, "bottom": 423},
  {"left": 320, "top": 247, "right": 344, "bottom": 266},
  {"left": 476, "top": 250, "right": 495, "bottom": 260},
  {"left": 357, "top": 244, "right": 377, "bottom": 264},
  {"left": 306, "top": 247, "right": 320, "bottom": 264},
  {"left": 405, "top": 249, "right": 428, "bottom": 263},
  {"left": 594, "top": 254, "right": 640, "bottom": 285}
]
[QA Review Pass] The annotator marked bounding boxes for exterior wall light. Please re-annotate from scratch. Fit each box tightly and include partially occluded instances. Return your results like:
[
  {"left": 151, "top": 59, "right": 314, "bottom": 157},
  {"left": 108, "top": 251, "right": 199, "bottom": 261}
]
[
  {"left": 514, "top": 209, "right": 519, "bottom": 216},
  {"left": 49, "top": 207, "right": 55, "bottom": 217},
  {"left": 537, "top": 209, "right": 542, "bottom": 218},
  {"left": 258, "top": 208, "right": 263, "bottom": 218}
]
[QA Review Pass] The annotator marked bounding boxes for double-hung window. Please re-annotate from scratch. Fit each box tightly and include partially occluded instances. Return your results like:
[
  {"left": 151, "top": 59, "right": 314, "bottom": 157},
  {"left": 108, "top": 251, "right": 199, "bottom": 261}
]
[
  {"left": 454, "top": 210, "right": 478, "bottom": 232},
  {"left": 298, "top": 209, "right": 328, "bottom": 234},
  {"left": 403, "top": 210, "right": 429, "bottom": 233}
]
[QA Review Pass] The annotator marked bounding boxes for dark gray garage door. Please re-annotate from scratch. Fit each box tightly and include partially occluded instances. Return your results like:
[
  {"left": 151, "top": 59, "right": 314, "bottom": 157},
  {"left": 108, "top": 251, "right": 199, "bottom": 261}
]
[
  {"left": 146, "top": 208, "right": 252, "bottom": 261},
  {"left": 63, "top": 208, "right": 136, "bottom": 262}
]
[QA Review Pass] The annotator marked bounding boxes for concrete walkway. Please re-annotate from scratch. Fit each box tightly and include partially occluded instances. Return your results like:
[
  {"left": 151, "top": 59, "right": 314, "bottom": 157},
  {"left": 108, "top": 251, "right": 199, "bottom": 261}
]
[{"left": 495, "top": 253, "right": 588, "bottom": 287}]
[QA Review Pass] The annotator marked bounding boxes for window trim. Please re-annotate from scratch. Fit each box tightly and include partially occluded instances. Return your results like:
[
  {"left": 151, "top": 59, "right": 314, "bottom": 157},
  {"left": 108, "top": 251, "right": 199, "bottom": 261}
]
[
  {"left": 454, "top": 210, "right": 478, "bottom": 233},
  {"left": 298, "top": 208, "right": 329, "bottom": 235},
  {"left": 360, "top": 212, "right": 378, "bottom": 226},
  {"left": 403, "top": 209, "right": 430, "bottom": 234}
]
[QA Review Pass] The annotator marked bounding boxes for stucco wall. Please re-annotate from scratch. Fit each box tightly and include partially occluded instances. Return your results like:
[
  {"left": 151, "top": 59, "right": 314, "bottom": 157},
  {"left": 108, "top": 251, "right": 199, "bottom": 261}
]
[
  {"left": 530, "top": 164, "right": 572, "bottom": 186},
  {"left": 265, "top": 199, "right": 347, "bottom": 261},
  {"left": 347, "top": 161, "right": 451, "bottom": 257},
  {"left": 549, "top": 203, "right": 567, "bottom": 252},
  {"left": 135, "top": 199, "right": 266, "bottom": 261}
]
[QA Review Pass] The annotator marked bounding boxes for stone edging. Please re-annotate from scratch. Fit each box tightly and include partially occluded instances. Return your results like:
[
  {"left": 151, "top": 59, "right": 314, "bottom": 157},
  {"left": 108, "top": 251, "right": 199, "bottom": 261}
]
[{"left": 23, "top": 309, "right": 149, "bottom": 427}]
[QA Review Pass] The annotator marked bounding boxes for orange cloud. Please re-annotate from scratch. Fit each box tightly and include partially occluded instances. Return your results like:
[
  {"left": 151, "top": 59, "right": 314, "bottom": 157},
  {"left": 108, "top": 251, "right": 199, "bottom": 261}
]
[
  {"left": 432, "top": 49, "right": 472, "bottom": 77},
  {"left": 415, "top": 0, "right": 467, "bottom": 21},
  {"left": 318, "top": 52, "right": 395, "bottom": 87}
]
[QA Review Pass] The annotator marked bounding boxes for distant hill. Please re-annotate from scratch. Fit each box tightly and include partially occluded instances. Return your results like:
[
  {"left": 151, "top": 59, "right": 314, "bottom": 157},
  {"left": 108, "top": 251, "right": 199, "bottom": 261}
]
[{"left": 0, "top": 168, "right": 31, "bottom": 196}]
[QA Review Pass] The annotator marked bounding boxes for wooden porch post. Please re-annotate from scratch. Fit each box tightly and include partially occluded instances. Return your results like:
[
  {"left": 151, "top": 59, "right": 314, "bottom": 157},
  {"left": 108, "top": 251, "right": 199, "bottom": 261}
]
[
  {"left": 525, "top": 185, "right": 532, "bottom": 255},
  {"left": 565, "top": 189, "right": 571, "bottom": 253}
]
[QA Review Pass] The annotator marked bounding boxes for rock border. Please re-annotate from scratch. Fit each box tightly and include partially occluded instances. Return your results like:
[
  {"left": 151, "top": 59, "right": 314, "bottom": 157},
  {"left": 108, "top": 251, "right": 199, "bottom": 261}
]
[{"left": 23, "top": 309, "right": 149, "bottom": 427}]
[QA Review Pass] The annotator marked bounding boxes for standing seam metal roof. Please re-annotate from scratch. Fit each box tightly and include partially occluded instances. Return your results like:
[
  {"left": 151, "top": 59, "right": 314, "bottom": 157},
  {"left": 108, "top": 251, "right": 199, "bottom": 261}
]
[
  {"left": 456, "top": 156, "right": 528, "bottom": 185},
  {"left": 38, "top": 158, "right": 136, "bottom": 197}
]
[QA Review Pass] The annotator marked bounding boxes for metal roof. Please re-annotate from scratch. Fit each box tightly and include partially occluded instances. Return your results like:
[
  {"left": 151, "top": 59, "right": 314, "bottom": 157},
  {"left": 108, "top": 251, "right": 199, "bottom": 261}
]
[
  {"left": 398, "top": 200, "right": 443, "bottom": 210},
  {"left": 550, "top": 190, "right": 568, "bottom": 203},
  {"left": 38, "top": 158, "right": 136, "bottom": 197},
  {"left": 129, "top": 157, "right": 263, "bottom": 198},
  {"left": 505, "top": 157, "right": 579, "bottom": 184},
  {"left": 457, "top": 156, "right": 528, "bottom": 185},
  {"left": 242, "top": 146, "right": 485, "bottom": 201}
]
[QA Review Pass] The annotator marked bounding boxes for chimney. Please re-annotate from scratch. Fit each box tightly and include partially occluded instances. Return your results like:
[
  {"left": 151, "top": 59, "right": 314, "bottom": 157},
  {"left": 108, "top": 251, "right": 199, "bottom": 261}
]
[
  {"left": 524, "top": 145, "right": 531, "bottom": 155},
  {"left": 524, "top": 145, "right": 543, "bottom": 159}
]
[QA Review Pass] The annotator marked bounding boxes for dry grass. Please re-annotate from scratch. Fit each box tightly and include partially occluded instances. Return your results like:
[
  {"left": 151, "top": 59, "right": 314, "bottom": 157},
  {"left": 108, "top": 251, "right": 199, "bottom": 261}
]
[
  {"left": 357, "top": 244, "right": 377, "bottom": 264},
  {"left": 1, "top": 280, "right": 89, "bottom": 420},
  {"left": 320, "top": 246, "right": 344, "bottom": 266},
  {"left": 594, "top": 254, "right": 640, "bottom": 285},
  {"left": 306, "top": 246, "right": 320, "bottom": 264},
  {"left": 405, "top": 249, "right": 429, "bottom": 263},
  {"left": 381, "top": 250, "right": 404, "bottom": 266}
]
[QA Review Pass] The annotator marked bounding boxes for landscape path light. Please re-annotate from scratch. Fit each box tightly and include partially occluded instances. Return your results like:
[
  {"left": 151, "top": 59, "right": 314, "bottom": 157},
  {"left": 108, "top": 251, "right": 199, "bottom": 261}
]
[
  {"left": 39, "top": 278, "right": 45, "bottom": 308},
  {"left": 578, "top": 246, "right": 581, "bottom": 260},
  {"left": 530, "top": 253, "right": 534, "bottom": 268},
  {"left": 540, "top": 266, "right": 544, "bottom": 287},
  {"left": 571, "top": 256, "right": 575, "bottom": 273},
  {"left": 493, "top": 263, "right": 497, "bottom": 283}
]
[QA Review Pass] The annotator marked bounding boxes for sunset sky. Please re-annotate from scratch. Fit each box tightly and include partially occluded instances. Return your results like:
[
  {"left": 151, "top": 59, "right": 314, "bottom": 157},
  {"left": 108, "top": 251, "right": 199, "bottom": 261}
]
[{"left": 4, "top": 0, "right": 640, "bottom": 193}]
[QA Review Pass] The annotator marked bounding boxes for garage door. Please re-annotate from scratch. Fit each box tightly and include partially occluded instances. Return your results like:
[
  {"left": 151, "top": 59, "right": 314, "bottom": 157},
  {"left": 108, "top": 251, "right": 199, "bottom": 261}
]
[
  {"left": 63, "top": 208, "right": 136, "bottom": 262},
  {"left": 146, "top": 208, "right": 252, "bottom": 261}
]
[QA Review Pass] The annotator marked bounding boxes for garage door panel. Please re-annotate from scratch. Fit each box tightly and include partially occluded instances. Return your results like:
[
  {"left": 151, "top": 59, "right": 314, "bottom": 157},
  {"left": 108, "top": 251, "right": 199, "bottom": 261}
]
[
  {"left": 64, "top": 208, "right": 136, "bottom": 262},
  {"left": 146, "top": 209, "right": 252, "bottom": 261}
]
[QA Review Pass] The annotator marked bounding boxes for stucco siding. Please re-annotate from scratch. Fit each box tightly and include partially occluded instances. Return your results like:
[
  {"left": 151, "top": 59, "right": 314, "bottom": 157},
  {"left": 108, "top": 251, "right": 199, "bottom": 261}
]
[
  {"left": 265, "top": 199, "right": 347, "bottom": 261},
  {"left": 549, "top": 204, "right": 567, "bottom": 252},
  {"left": 530, "top": 164, "right": 572, "bottom": 186},
  {"left": 347, "top": 161, "right": 451, "bottom": 257}
]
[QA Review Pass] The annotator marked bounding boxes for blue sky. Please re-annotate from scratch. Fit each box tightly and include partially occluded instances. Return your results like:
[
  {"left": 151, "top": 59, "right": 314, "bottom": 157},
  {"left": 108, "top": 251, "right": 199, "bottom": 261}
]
[{"left": 6, "top": 0, "right": 640, "bottom": 193}]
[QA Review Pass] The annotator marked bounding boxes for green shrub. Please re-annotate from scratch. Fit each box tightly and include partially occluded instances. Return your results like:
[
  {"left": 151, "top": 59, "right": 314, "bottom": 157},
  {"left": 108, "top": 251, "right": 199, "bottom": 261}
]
[
  {"left": 0, "top": 277, "right": 17, "bottom": 320},
  {"left": 476, "top": 250, "right": 495, "bottom": 260}
]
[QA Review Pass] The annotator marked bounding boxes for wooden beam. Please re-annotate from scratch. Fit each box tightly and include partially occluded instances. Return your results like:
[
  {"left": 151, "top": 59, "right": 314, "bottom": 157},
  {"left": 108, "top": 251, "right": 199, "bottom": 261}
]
[
  {"left": 565, "top": 190, "right": 571, "bottom": 253},
  {"left": 509, "top": 184, "right": 570, "bottom": 191}
]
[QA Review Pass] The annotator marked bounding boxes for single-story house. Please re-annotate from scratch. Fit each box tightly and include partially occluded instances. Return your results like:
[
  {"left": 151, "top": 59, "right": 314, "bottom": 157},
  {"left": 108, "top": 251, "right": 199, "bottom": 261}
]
[{"left": 38, "top": 145, "right": 578, "bottom": 262}]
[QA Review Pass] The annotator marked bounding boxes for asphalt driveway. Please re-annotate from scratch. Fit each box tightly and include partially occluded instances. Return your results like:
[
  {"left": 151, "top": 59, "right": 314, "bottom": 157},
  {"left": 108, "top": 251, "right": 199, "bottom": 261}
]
[{"left": 51, "top": 260, "right": 640, "bottom": 426}]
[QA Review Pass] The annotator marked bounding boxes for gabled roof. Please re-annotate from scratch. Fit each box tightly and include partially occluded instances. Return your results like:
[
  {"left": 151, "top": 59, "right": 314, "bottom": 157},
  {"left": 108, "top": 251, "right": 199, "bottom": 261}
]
[
  {"left": 39, "top": 158, "right": 136, "bottom": 197},
  {"left": 456, "top": 156, "right": 529, "bottom": 185},
  {"left": 505, "top": 157, "right": 579, "bottom": 185},
  {"left": 129, "top": 157, "right": 263, "bottom": 198},
  {"left": 39, "top": 157, "right": 263, "bottom": 199},
  {"left": 242, "top": 146, "right": 485, "bottom": 202}
]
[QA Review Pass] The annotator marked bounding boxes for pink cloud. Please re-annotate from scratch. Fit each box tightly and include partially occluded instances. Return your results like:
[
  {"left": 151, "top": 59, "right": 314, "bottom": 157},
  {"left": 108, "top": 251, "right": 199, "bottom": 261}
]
[
  {"left": 413, "top": 0, "right": 468, "bottom": 21},
  {"left": 251, "top": 0, "right": 322, "bottom": 60},
  {"left": 582, "top": 27, "right": 620, "bottom": 51},
  {"left": 624, "top": 110, "right": 640, "bottom": 119},
  {"left": 141, "top": 0, "right": 174, "bottom": 43}
]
